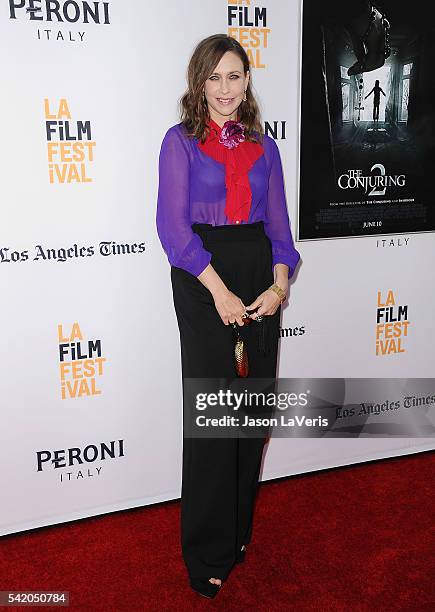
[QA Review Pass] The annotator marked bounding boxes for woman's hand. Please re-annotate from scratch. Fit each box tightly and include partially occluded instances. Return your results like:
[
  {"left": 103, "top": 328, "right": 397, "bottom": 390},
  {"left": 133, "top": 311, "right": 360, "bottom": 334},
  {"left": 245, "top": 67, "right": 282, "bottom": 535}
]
[
  {"left": 245, "top": 284, "right": 287, "bottom": 319},
  {"left": 244, "top": 265, "right": 289, "bottom": 319},
  {"left": 213, "top": 288, "right": 247, "bottom": 326}
]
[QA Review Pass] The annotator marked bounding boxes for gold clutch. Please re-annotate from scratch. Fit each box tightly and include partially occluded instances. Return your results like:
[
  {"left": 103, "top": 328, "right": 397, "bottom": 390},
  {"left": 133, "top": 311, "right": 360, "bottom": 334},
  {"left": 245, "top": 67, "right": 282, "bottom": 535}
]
[
  {"left": 233, "top": 326, "right": 249, "bottom": 377},
  {"left": 231, "top": 309, "right": 270, "bottom": 377},
  {"left": 231, "top": 313, "right": 255, "bottom": 377}
]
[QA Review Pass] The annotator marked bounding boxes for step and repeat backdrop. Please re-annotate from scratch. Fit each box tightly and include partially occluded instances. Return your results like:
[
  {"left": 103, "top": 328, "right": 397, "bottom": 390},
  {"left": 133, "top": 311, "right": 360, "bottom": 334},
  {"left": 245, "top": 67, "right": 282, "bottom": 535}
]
[{"left": 1, "top": 0, "right": 434, "bottom": 536}]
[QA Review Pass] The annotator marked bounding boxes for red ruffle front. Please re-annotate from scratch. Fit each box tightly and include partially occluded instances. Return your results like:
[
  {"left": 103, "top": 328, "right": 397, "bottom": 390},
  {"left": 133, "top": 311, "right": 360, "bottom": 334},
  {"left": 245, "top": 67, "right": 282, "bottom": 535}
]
[{"left": 197, "top": 118, "right": 264, "bottom": 224}]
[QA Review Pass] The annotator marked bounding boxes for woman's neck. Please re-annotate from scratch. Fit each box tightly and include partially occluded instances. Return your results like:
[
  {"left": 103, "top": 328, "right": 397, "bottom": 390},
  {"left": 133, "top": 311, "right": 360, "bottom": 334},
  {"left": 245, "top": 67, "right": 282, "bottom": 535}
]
[{"left": 208, "top": 110, "right": 239, "bottom": 128}]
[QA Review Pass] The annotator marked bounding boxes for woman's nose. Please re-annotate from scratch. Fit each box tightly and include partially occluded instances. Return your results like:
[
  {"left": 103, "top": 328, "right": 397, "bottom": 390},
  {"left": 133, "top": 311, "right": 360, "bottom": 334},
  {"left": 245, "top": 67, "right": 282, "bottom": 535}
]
[{"left": 219, "top": 79, "right": 231, "bottom": 94}]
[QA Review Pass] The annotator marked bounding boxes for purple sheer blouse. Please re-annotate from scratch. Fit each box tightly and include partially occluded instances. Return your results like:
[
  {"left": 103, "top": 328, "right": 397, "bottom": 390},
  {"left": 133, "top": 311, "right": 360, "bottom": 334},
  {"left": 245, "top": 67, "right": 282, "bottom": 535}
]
[{"left": 156, "top": 122, "right": 300, "bottom": 279}]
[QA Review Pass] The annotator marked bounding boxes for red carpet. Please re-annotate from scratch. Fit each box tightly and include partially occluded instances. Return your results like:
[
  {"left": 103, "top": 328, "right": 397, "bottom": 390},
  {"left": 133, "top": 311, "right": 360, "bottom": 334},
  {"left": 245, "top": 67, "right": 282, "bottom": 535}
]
[{"left": 1, "top": 451, "right": 434, "bottom": 611}]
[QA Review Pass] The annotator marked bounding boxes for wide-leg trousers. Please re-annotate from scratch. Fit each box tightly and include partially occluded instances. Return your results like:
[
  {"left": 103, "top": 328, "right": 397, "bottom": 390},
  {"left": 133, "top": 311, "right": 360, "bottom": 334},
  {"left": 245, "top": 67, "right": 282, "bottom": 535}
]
[{"left": 170, "top": 220, "right": 281, "bottom": 580}]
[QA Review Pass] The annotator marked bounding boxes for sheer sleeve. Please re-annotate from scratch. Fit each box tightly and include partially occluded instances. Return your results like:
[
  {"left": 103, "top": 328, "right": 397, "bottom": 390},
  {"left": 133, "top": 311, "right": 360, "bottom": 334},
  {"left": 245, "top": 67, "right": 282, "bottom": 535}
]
[
  {"left": 264, "top": 137, "right": 301, "bottom": 280},
  {"left": 156, "top": 125, "right": 212, "bottom": 277}
]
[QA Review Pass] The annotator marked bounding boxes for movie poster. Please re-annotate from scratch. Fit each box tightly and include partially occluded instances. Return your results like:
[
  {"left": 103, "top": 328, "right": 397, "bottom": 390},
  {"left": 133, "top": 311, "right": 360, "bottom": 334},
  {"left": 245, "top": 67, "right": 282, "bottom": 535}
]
[{"left": 298, "top": 0, "right": 435, "bottom": 239}]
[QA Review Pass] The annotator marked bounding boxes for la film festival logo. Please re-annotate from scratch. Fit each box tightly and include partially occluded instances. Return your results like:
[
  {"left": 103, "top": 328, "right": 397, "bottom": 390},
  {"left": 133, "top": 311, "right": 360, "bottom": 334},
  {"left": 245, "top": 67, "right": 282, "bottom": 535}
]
[
  {"left": 45, "top": 98, "right": 96, "bottom": 183},
  {"left": 376, "top": 290, "right": 410, "bottom": 356},
  {"left": 58, "top": 323, "right": 107, "bottom": 399},
  {"left": 227, "top": 0, "right": 270, "bottom": 68},
  {"left": 8, "top": 1, "right": 111, "bottom": 42}
]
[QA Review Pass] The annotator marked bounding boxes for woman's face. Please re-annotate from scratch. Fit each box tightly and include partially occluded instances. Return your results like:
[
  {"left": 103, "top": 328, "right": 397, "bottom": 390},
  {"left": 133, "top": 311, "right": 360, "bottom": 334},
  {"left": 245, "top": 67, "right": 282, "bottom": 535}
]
[{"left": 203, "top": 50, "right": 249, "bottom": 126}]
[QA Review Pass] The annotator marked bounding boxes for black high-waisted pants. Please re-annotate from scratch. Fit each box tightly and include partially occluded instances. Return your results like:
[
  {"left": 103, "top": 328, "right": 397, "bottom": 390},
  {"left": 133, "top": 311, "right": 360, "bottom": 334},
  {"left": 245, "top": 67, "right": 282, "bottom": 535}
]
[{"left": 170, "top": 220, "right": 281, "bottom": 581}]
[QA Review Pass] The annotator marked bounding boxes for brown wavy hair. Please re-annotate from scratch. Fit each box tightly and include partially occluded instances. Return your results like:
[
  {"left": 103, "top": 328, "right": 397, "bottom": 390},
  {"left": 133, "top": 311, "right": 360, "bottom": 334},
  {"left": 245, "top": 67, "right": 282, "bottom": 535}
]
[{"left": 179, "top": 34, "right": 264, "bottom": 144}]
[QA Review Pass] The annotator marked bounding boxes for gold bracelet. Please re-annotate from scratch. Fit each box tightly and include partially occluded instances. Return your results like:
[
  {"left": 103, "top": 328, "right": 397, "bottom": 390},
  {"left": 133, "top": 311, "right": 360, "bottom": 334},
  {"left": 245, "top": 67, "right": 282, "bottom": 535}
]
[{"left": 269, "top": 283, "right": 286, "bottom": 303}]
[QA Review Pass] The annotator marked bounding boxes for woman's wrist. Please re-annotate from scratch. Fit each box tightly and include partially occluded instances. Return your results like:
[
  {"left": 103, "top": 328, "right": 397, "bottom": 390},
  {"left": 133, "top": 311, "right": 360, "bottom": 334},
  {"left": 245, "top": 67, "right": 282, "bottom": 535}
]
[
  {"left": 197, "top": 264, "right": 230, "bottom": 299},
  {"left": 269, "top": 283, "right": 287, "bottom": 303},
  {"left": 211, "top": 286, "right": 231, "bottom": 302},
  {"left": 273, "top": 264, "right": 289, "bottom": 290},
  {"left": 274, "top": 278, "right": 288, "bottom": 292}
]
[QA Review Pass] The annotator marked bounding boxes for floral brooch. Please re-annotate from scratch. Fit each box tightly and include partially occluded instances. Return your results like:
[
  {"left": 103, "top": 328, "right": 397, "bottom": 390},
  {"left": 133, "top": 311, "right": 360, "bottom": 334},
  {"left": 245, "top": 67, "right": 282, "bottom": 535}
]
[{"left": 219, "top": 120, "right": 246, "bottom": 149}]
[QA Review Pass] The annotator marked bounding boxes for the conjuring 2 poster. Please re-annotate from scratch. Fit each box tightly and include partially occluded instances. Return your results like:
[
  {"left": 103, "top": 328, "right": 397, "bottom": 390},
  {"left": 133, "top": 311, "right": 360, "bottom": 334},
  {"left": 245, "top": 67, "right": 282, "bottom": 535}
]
[{"left": 298, "top": 0, "right": 435, "bottom": 239}]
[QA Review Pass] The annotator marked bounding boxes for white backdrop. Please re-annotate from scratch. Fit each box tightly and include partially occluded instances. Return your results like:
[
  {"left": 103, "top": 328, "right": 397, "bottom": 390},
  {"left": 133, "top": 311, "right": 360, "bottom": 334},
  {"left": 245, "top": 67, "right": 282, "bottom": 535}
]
[{"left": 1, "top": 0, "right": 433, "bottom": 536}]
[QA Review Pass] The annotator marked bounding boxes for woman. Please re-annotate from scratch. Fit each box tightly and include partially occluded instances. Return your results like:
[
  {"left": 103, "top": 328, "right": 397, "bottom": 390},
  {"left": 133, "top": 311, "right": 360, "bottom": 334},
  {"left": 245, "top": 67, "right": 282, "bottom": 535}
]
[{"left": 156, "top": 33, "right": 300, "bottom": 598}]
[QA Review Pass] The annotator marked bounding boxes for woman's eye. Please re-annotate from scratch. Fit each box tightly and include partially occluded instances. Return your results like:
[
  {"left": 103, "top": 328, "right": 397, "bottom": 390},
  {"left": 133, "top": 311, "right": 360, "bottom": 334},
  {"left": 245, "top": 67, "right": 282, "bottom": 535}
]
[{"left": 209, "top": 75, "right": 240, "bottom": 80}]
